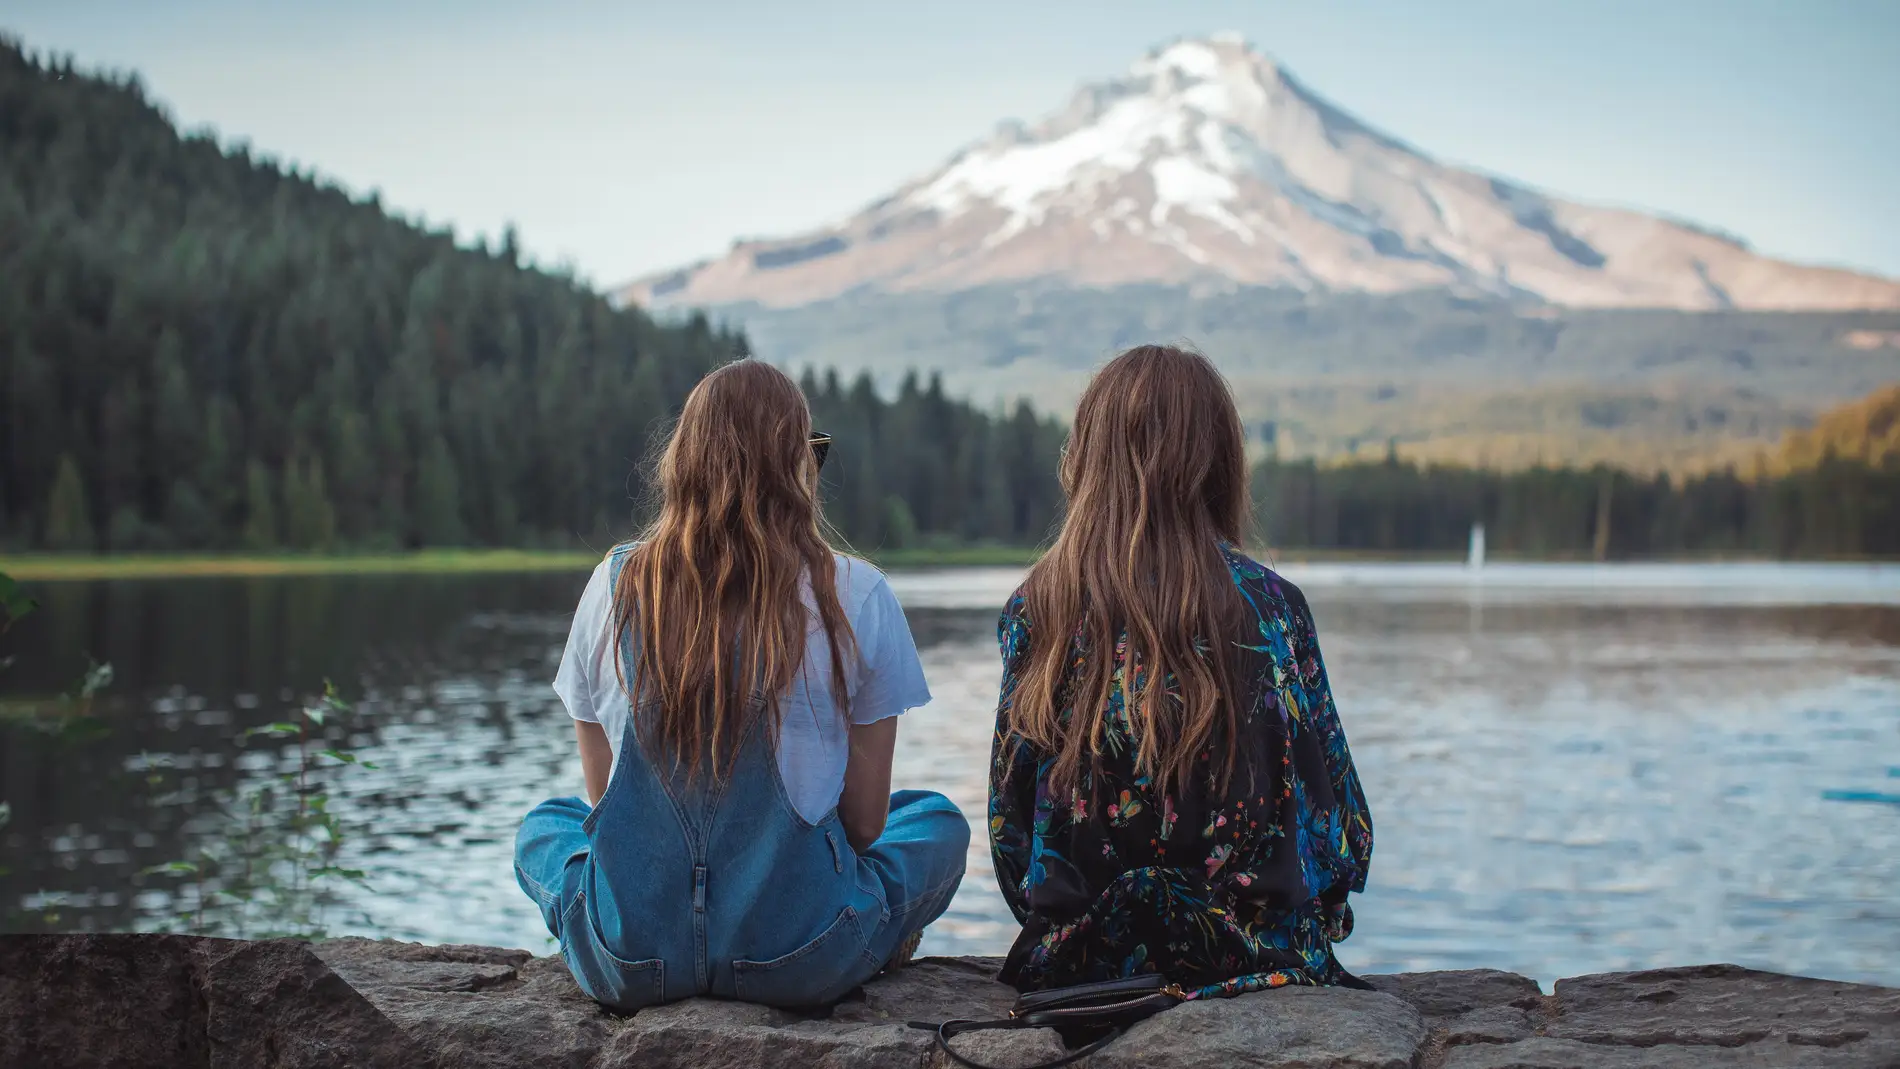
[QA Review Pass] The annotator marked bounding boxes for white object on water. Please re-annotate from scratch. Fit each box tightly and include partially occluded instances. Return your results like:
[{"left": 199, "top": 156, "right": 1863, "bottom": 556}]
[{"left": 1468, "top": 523, "right": 1486, "bottom": 570}]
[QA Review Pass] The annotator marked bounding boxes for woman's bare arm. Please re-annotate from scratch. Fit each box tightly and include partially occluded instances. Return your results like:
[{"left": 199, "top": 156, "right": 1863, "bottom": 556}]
[
  {"left": 838, "top": 717, "right": 898, "bottom": 852},
  {"left": 575, "top": 720, "right": 613, "bottom": 805}
]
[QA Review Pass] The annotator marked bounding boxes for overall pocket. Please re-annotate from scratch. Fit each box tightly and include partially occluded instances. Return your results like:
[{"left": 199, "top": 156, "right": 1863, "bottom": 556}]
[
  {"left": 558, "top": 890, "right": 667, "bottom": 1010},
  {"left": 731, "top": 906, "right": 872, "bottom": 1008}
]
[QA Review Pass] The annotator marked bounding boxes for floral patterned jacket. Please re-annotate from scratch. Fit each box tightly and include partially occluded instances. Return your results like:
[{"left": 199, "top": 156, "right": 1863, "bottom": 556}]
[{"left": 989, "top": 546, "right": 1374, "bottom": 998}]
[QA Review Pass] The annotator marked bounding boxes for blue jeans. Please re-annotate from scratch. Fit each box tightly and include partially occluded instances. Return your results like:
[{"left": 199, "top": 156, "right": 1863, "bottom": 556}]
[{"left": 514, "top": 784, "right": 967, "bottom": 1009}]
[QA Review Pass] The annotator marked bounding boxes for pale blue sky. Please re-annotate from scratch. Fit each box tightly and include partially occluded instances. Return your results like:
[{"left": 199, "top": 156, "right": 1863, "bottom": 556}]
[{"left": 7, "top": 0, "right": 1897, "bottom": 286}]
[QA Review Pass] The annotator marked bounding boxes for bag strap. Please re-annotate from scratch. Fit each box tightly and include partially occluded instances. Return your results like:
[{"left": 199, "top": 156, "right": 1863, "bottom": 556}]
[
  {"left": 906, "top": 1018, "right": 1125, "bottom": 1069},
  {"left": 1014, "top": 991, "right": 1176, "bottom": 1024},
  {"left": 1336, "top": 966, "right": 1374, "bottom": 991}
]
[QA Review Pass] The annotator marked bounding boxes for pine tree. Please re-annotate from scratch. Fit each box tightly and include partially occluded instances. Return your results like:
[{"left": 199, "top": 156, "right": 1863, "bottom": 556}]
[
  {"left": 242, "top": 460, "right": 279, "bottom": 550},
  {"left": 193, "top": 397, "right": 235, "bottom": 517},
  {"left": 152, "top": 328, "right": 198, "bottom": 474},
  {"left": 96, "top": 376, "right": 145, "bottom": 518},
  {"left": 327, "top": 405, "right": 375, "bottom": 540},
  {"left": 107, "top": 505, "right": 149, "bottom": 551},
  {"left": 6, "top": 336, "right": 57, "bottom": 544},
  {"left": 164, "top": 478, "right": 216, "bottom": 547},
  {"left": 305, "top": 458, "right": 338, "bottom": 550},
  {"left": 415, "top": 435, "right": 464, "bottom": 545},
  {"left": 627, "top": 356, "right": 670, "bottom": 462},
  {"left": 882, "top": 496, "right": 918, "bottom": 550},
  {"left": 282, "top": 456, "right": 338, "bottom": 550},
  {"left": 43, "top": 454, "right": 95, "bottom": 551}
]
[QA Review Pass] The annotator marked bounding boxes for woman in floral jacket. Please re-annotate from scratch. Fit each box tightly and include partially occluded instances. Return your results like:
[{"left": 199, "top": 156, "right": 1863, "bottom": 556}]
[{"left": 989, "top": 345, "right": 1374, "bottom": 999}]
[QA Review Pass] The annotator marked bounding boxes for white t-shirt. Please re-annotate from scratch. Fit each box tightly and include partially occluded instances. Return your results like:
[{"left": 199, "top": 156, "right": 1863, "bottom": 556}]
[{"left": 553, "top": 552, "right": 932, "bottom": 824}]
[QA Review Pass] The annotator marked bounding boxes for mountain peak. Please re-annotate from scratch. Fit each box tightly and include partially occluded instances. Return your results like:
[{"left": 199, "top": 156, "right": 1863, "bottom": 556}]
[
  {"left": 620, "top": 37, "right": 1900, "bottom": 312},
  {"left": 1131, "top": 35, "right": 1260, "bottom": 80}
]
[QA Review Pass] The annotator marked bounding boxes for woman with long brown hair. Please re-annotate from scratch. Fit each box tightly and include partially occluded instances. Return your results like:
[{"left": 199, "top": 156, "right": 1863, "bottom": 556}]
[
  {"left": 515, "top": 359, "right": 967, "bottom": 1010},
  {"left": 989, "top": 345, "right": 1373, "bottom": 999}
]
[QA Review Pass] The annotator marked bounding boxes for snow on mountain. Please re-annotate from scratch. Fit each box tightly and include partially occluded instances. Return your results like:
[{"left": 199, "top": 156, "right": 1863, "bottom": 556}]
[{"left": 620, "top": 35, "right": 1900, "bottom": 312}]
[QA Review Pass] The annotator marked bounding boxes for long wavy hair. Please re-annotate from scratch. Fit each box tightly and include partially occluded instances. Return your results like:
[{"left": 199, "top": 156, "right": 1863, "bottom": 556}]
[
  {"left": 1006, "top": 345, "right": 1251, "bottom": 798},
  {"left": 612, "top": 359, "right": 854, "bottom": 782}
]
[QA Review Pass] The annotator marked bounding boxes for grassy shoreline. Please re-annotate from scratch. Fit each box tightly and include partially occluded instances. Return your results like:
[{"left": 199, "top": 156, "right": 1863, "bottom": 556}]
[
  {"left": 0, "top": 546, "right": 1051, "bottom": 581},
  {"left": 0, "top": 550, "right": 605, "bottom": 581},
  {"left": 9, "top": 545, "right": 1875, "bottom": 582}
]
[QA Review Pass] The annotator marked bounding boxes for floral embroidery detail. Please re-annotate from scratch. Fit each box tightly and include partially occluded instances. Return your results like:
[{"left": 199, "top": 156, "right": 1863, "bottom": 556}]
[{"left": 988, "top": 546, "right": 1373, "bottom": 997}]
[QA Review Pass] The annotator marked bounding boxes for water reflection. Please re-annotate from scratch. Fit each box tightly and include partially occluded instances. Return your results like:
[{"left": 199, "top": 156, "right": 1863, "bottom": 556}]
[{"left": 2, "top": 564, "right": 1896, "bottom": 985}]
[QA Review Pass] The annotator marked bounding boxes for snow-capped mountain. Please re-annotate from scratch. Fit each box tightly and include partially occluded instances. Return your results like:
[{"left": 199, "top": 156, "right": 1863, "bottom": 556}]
[{"left": 621, "top": 34, "right": 1899, "bottom": 311}]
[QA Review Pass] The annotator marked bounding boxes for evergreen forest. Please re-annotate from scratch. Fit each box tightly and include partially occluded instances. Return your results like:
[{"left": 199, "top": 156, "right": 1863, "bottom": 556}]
[{"left": 0, "top": 40, "right": 1063, "bottom": 555}]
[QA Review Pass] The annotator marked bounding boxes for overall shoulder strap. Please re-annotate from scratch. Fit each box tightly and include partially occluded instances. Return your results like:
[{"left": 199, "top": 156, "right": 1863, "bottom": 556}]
[{"left": 606, "top": 540, "right": 638, "bottom": 581}]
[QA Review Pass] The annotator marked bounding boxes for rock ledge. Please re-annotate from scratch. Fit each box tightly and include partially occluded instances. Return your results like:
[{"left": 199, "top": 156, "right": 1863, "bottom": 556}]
[{"left": 1, "top": 935, "right": 1895, "bottom": 1068}]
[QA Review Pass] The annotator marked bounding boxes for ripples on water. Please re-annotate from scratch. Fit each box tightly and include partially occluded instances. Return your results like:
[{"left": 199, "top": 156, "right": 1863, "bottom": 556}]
[{"left": 1, "top": 562, "right": 1896, "bottom": 986}]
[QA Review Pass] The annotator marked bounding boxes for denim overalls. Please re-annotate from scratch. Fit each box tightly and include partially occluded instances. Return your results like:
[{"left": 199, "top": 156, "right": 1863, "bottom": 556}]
[{"left": 514, "top": 549, "right": 968, "bottom": 1010}]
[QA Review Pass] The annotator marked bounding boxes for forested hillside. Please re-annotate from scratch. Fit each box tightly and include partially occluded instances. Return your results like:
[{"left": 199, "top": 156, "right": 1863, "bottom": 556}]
[
  {"left": 1774, "top": 383, "right": 1900, "bottom": 472},
  {"left": 0, "top": 40, "right": 1062, "bottom": 554},
  {"left": 719, "top": 283, "right": 1900, "bottom": 469}
]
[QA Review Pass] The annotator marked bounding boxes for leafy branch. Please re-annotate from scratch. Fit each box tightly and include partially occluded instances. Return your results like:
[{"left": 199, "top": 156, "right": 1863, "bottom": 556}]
[
  {"left": 138, "top": 680, "right": 376, "bottom": 939},
  {"left": 0, "top": 570, "right": 37, "bottom": 637}
]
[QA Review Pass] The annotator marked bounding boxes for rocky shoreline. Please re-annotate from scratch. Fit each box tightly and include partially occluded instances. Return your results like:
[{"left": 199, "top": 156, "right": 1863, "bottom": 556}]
[{"left": 2, "top": 934, "right": 1896, "bottom": 1067}]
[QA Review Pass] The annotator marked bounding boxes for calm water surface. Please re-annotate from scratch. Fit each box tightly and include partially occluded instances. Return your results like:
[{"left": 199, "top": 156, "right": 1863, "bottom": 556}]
[{"left": 2, "top": 562, "right": 1897, "bottom": 987}]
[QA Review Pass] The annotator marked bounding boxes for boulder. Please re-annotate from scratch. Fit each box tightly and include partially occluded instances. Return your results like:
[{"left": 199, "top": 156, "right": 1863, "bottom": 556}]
[
  {"left": 1091, "top": 984, "right": 1426, "bottom": 1069},
  {"left": 0, "top": 934, "right": 421, "bottom": 1068},
  {"left": 1546, "top": 963, "right": 1900, "bottom": 1052},
  {"left": 1364, "top": 968, "right": 1546, "bottom": 1025},
  {"left": 1440, "top": 964, "right": 1900, "bottom": 1069},
  {"left": 2, "top": 935, "right": 1896, "bottom": 1068},
  {"left": 318, "top": 939, "right": 1048, "bottom": 1069},
  {"left": 313, "top": 939, "right": 606, "bottom": 1069}
]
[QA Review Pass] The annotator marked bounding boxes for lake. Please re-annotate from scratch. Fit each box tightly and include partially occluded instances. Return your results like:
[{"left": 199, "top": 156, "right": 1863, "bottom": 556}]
[{"left": 2, "top": 561, "right": 1897, "bottom": 987}]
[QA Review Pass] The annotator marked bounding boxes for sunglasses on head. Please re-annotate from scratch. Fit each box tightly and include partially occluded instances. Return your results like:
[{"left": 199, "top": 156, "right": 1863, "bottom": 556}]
[{"left": 808, "top": 432, "right": 833, "bottom": 470}]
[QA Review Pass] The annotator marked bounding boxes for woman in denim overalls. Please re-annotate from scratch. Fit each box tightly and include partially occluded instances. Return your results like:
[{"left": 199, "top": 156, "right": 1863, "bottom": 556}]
[{"left": 514, "top": 361, "right": 968, "bottom": 1010}]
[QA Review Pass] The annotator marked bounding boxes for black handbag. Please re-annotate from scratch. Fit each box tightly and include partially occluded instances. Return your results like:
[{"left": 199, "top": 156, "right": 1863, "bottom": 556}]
[{"left": 907, "top": 974, "right": 1186, "bottom": 1069}]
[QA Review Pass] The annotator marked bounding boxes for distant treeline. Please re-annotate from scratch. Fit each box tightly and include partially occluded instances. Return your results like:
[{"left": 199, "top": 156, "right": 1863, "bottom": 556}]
[
  {"left": 0, "top": 40, "right": 1063, "bottom": 555},
  {"left": 1253, "top": 452, "right": 1900, "bottom": 559},
  {"left": 802, "top": 368, "right": 1064, "bottom": 552}
]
